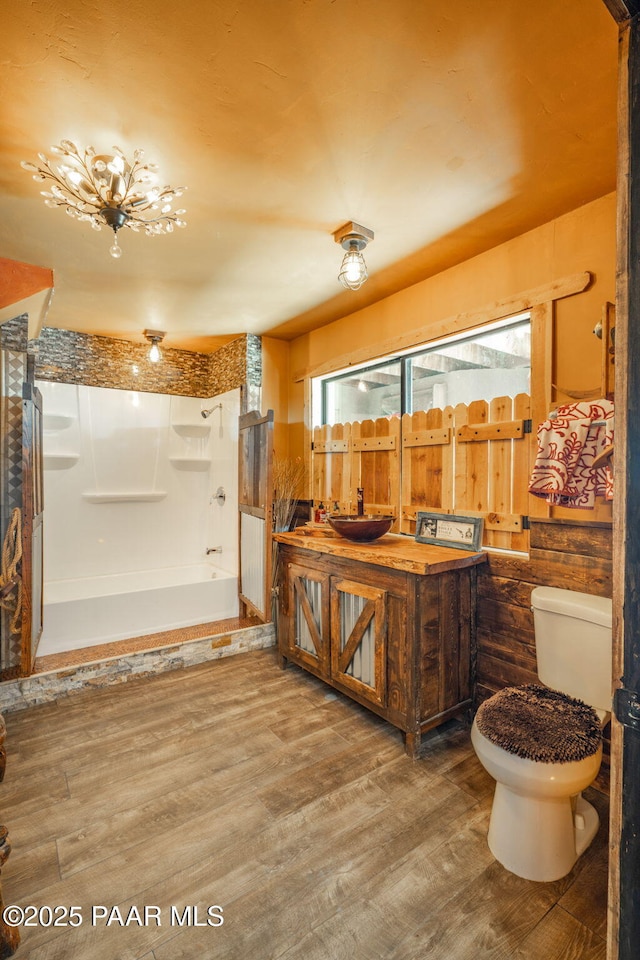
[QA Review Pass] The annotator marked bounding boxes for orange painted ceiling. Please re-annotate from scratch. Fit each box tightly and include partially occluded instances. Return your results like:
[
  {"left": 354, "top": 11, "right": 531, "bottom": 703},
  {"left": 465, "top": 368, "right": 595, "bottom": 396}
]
[{"left": 1, "top": 0, "right": 618, "bottom": 352}]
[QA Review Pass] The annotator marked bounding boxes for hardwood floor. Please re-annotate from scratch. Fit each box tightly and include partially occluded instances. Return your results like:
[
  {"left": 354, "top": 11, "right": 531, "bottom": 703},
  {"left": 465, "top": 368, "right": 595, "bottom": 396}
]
[{"left": 0, "top": 649, "right": 608, "bottom": 959}]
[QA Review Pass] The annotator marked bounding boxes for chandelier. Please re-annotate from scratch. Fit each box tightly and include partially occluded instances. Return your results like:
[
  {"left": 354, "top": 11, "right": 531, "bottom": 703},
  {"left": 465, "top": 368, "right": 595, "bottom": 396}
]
[{"left": 21, "top": 140, "right": 187, "bottom": 259}]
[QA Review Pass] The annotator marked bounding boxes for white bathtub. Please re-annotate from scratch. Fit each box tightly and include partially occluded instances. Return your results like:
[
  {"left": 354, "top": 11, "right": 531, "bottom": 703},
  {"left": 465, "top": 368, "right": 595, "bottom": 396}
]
[{"left": 39, "top": 563, "right": 238, "bottom": 655}]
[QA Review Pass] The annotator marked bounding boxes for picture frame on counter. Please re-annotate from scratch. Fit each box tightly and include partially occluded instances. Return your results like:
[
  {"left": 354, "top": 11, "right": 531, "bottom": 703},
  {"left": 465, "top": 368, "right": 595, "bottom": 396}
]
[{"left": 415, "top": 512, "right": 484, "bottom": 552}]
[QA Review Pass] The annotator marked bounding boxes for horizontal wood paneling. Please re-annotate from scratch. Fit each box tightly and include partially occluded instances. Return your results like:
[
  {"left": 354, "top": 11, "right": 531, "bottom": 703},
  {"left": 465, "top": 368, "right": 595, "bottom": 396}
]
[
  {"left": 477, "top": 519, "right": 613, "bottom": 700},
  {"left": 530, "top": 517, "right": 614, "bottom": 561},
  {"left": 482, "top": 552, "right": 612, "bottom": 596}
]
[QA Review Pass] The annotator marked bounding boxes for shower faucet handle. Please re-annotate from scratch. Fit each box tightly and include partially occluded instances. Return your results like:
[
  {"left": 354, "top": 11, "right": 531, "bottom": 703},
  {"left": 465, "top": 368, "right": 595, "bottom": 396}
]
[{"left": 212, "top": 486, "right": 226, "bottom": 506}]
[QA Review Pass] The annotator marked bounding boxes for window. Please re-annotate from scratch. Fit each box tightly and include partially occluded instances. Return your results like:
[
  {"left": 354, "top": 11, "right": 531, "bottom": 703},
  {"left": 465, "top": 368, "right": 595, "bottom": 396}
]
[{"left": 316, "top": 314, "right": 530, "bottom": 426}]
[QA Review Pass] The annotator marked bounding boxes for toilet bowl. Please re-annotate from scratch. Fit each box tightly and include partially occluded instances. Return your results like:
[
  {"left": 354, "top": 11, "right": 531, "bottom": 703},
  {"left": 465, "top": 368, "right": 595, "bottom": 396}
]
[
  {"left": 471, "top": 691, "right": 602, "bottom": 881},
  {"left": 472, "top": 588, "right": 612, "bottom": 882}
]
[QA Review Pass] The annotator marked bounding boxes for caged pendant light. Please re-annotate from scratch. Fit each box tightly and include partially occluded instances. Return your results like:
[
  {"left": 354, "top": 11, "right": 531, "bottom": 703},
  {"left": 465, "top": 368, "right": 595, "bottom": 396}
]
[
  {"left": 21, "top": 141, "right": 187, "bottom": 259},
  {"left": 333, "top": 221, "right": 374, "bottom": 290}
]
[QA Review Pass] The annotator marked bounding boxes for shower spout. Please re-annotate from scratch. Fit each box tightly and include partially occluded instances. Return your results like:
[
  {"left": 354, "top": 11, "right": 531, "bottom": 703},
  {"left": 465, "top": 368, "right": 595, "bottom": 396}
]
[{"left": 201, "top": 403, "right": 222, "bottom": 419}]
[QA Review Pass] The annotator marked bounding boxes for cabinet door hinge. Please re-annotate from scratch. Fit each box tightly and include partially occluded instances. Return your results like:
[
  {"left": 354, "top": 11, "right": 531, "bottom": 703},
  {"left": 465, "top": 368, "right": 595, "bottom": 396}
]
[
  {"left": 523, "top": 419, "right": 533, "bottom": 434},
  {"left": 522, "top": 516, "right": 530, "bottom": 530}
]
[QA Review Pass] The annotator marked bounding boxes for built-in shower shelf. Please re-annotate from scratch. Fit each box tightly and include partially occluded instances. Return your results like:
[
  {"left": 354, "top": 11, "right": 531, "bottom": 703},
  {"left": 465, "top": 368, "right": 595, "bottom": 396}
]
[
  {"left": 169, "top": 456, "right": 212, "bottom": 470},
  {"left": 43, "top": 414, "right": 75, "bottom": 431},
  {"left": 171, "top": 423, "right": 211, "bottom": 437},
  {"left": 81, "top": 491, "right": 168, "bottom": 503},
  {"left": 43, "top": 453, "right": 79, "bottom": 469}
]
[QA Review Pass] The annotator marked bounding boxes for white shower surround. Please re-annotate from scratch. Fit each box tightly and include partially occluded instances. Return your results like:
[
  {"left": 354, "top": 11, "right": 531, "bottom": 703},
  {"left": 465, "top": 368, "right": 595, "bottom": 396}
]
[{"left": 38, "top": 380, "right": 240, "bottom": 654}]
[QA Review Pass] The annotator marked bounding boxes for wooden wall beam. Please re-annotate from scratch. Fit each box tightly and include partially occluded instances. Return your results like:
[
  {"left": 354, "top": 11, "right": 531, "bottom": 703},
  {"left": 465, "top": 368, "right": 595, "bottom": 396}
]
[
  {"left": 609, "top": 10, "right": 640, "bottom": 960},
  {"left": 602, "top": 0, "right": 640, "bottom": 23},
  {"left": 294, "top": 272, "right": 591, "bottom": 382}
]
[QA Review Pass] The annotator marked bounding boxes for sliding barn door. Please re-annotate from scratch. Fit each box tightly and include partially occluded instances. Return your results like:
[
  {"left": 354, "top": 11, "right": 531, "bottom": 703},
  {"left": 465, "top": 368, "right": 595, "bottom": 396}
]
[{"left": 238, "top": 409, "right": 273, "bottom": 621}]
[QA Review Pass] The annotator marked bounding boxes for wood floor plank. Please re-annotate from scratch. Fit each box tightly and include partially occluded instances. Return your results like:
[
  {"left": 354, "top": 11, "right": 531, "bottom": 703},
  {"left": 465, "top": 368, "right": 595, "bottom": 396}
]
[
  {"left": 0, "top": 648, "right": 609, "bottom": 960},
  {"left": 514, "top": 906, "right": 606, "bottom": 960},
  {"left": 16, "top": 770, "right": 396, "bottom": 958},
  {"left": 0, "top": 839, "right": 60, "bottom": 903},
  {"left": 256, "top": 733, "right": 401, "bottom": 817},
  {"left": 62, "top": 694, "right": 314, "bottom": 798},
  {"left": 140, "top": 774, "right": 479, "bottom": 960},
  {"left": 390, "top": 858, "right": 574, "bottom": 960},
  {"left": 56, "top": 722, "right": 352, "bottom": 878}
]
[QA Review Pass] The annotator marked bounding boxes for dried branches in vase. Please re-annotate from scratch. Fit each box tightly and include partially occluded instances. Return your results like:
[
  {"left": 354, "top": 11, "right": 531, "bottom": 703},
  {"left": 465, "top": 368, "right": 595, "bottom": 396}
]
[{"left": 272, "top": 456, "right": 305, "bottom": 535}]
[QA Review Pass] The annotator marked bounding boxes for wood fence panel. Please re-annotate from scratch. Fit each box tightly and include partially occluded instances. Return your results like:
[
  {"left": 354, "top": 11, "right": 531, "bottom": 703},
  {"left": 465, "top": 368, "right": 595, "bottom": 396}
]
[
  {"left": 312, "top": 421, "right": 351, "bottom": 511},
  {"left": 440, "top": 405, "right": 455, "bottom": 516},
  {"left": 485, "top": 395, "right": 512, "bottom": 550},
  {"left": 312, "top": 423, "right": 328, "bottom": 505},
  {"left": 351, "top": 417, "right": 400, "bottom": 524},
  {"left": 400, "top": 409, "right": 452, "bottom": 534},
  {"left": 311, "top": 391, "right": 618, "bottom": 552},
  {"left": 453, "top": 402, "right": 471, "bottom": 514},
  {"left": 400, "top": 411, "right": 417, "bottom": 534},
  {"left": 511, "top": 393, "right": 532, "bottom": 553},
  {"left": 460, "top": 399, "right": 489, "bottom": 516}
]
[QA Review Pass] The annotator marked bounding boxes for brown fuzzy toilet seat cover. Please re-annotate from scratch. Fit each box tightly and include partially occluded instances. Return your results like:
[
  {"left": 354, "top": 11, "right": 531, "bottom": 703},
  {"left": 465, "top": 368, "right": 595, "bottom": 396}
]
[{"left": 475, "top": 683, "right": 602, "bottom": 763}]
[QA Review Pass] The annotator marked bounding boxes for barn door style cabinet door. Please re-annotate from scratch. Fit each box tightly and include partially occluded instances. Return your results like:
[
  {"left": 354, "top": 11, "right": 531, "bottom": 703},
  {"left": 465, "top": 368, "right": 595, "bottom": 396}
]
[
  {"left": 284, "top": 563, "right": 387, "bottom": 709},
  {"left": 275, "top": 531, "right": 486, "bottom": 757},
  {"left": 330, "top": 577, "right": 386, "bottom": 707}
]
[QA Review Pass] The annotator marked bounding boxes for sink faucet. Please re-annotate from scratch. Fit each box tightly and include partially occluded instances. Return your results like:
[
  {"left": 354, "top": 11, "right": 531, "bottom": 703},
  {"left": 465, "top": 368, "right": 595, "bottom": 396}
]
[{"left": 357, "top": 488, "right": 364, "bottom": 516}]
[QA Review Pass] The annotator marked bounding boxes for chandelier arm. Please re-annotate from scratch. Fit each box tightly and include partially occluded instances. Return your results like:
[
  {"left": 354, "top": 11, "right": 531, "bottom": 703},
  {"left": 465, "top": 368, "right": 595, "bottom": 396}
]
[
  {"left": 124, "top": 212, "right": 181, "bottom": 228},
  {"left": 39, "top": 170, "right": 89, "bottom": 207},
  {"left": 122, "top": 159, "right": 139, "bottom": 196},
  {"left": 35, "top": 162, "right": 73, "bottom": 192}
]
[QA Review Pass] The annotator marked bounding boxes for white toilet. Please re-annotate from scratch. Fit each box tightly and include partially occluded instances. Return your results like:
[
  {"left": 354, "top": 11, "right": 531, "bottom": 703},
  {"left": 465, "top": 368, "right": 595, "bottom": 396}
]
[{"left": 471, "top": 586, "right": 613, "bottom": 882}]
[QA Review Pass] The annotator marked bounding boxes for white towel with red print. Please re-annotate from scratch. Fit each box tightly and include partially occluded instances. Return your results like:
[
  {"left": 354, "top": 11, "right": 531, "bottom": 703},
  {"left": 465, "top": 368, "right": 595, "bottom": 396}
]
[{"left": 528, "top": 399, "right": 614, "bottom": 508}]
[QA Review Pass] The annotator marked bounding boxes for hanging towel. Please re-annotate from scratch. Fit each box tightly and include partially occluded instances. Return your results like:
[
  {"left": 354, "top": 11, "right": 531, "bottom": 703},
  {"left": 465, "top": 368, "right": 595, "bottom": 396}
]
[{"left": 528, "top": 399, "right": 614, "bottom": 508}]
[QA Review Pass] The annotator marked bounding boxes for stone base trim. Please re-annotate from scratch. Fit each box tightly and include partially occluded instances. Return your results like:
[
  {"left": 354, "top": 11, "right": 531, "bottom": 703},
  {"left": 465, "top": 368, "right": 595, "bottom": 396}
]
[{"left": 0, "top": 622, "right": 275, "bottom": 713}]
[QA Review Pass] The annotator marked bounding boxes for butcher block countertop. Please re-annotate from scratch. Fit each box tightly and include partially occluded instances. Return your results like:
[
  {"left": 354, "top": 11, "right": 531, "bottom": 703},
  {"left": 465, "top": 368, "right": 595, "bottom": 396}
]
[{"left": 273, "top": 529, "right": 487, "bottom": 576}]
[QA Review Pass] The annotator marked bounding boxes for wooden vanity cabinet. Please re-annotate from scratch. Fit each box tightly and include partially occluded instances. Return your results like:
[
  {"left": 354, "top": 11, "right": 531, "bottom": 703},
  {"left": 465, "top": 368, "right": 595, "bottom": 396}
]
[{"left": 274, "top": 532, "right": 486, "bottom": 758}]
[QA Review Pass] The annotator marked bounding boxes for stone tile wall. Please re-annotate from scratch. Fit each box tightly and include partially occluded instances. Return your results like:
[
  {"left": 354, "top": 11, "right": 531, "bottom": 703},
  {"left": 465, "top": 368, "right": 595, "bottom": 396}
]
[
  {"left": 0, "top": 622, "right": 275, "bottom": 713},
  {"left": 0, "top": 315, "right": 29, "bottom": 352},
  {"left": 30, "top": 327, "right": 262, "bottom": 399}
]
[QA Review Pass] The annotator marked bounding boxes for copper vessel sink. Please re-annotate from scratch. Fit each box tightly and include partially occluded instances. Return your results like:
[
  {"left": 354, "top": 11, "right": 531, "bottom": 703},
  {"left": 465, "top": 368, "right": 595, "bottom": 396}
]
[{"left": 327, "top": 514, "right": 395, "bottom": 542}]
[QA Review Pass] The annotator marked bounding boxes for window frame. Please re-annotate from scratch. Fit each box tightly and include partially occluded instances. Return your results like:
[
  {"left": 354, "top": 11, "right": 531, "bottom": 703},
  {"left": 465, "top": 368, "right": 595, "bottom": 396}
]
[{"left": 315, "top": 312, "right": 531, "bottom": 427}]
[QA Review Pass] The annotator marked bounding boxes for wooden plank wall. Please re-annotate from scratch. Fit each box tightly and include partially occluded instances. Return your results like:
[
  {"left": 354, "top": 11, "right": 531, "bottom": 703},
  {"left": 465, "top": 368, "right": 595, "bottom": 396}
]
[{"left": 476, "top": 517, "right": 613, "bottom": 701}]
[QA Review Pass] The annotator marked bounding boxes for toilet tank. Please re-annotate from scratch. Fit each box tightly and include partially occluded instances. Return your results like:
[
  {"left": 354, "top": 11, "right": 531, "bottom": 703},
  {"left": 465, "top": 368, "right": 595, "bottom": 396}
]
[{"left": 531, "top": 586, "right": 613, "bottom": 713}]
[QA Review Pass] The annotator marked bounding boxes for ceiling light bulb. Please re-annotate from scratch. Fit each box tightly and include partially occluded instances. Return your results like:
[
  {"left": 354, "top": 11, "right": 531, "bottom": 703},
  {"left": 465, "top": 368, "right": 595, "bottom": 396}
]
[
  {"left": 143, "top": 328, "right": 166, "bottom": 362},
  {"left": 333, "top": 221, "right": 374, "bottom": 291},
  {"left": 339, "top": 247, "right": 368, "bottom": 290},
  {"left": 109, "top": 235, "right": 122, "bottom": 259},
  {"left": 107, "top": 156, "right": 125, "bottom": 174}
]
